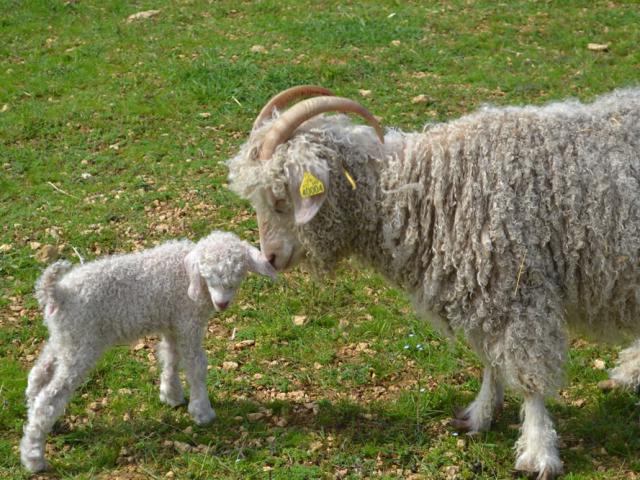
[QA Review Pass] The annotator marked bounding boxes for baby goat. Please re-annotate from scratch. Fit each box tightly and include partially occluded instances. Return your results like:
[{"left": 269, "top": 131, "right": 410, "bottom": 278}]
[{"left": 21, "top": 231, "right": 276, "bottom": 472}]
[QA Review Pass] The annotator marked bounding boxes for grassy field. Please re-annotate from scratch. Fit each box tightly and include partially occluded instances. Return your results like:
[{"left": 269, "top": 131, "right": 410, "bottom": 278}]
[{"left": 1, "top": 1, "right": 639, "bottom": 478}]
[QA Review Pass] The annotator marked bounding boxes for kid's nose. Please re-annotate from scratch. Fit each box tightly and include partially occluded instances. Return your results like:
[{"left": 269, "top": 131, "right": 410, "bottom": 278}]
[{"left": 215, "top": 301, "right": 229, "bottom": 311}]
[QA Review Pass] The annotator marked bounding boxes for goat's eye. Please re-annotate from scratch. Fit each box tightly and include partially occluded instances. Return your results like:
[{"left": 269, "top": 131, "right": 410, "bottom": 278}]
[{"left": 274, "top": 199, "right": 288, "bottom": 214}]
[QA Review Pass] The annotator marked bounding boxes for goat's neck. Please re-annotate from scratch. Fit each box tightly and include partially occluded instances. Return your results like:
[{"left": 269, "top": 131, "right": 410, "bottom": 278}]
[{"left": 354, "top": 131, "right": 436, "bottom": 291}]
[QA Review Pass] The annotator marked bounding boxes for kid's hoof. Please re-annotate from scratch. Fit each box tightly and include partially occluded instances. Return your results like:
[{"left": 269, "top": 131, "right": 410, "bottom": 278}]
[
  {"left": 192, "top": 408, "right": 217, "bottom": 426},
  {"left": 21, "top": 455, "right": 48, "bottom": 473},
  {"left": 159, "top": 391, "right": 186, "bottom": 407}
]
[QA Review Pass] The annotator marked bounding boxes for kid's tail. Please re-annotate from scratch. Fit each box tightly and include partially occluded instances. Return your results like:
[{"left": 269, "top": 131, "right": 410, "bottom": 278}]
[{"left": 34, "top": 260, "right": 71, "bottom": 312}]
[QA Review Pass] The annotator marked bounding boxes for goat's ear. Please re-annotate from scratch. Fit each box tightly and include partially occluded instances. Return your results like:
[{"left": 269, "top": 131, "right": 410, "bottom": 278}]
[
  {"left": 184, "top": 250, "right": 206, "bottom": 301},
  {"left": 246, "top": 245, "right": 277, "bottom": 280},
  {"left": 286, "top": 163, "right": 329, "bottom": 225}
]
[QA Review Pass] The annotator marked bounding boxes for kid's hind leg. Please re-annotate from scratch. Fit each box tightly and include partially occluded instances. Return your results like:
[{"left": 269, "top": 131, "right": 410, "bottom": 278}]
[
  {"left": 157, "top": 334, "right": 185, "bottom": 407},
  {"left": 601, "top": 339, "right": 640, "bottom": 392},
  {"left": 25, "top": 342, "right": 57, "bottom": 410},
  {"left": 20, "top": 344, "right": 103, "bottom": 473}
]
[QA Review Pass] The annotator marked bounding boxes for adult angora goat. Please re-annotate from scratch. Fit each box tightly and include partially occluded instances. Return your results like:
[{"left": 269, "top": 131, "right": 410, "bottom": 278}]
[{"left": 226, "top": 86, "right": 640, "bottom": 478}]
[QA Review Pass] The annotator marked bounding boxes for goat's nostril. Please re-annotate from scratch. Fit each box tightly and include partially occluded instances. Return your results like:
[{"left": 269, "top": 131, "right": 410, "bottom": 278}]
[
  {"left": 215, "top": 301, "right": 229, "bottom": 311},
  {"left": 268, "top": 254, "right": 277, "bottom": 268}
]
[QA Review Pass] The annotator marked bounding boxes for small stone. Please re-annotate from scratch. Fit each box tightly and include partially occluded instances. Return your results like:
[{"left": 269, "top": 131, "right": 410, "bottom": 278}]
[
  {"left": 173, "top": 441, "right": 192, "bottom": 453},
  {"left": 247, "top": 412, "right": 264, "bottom": 422},
  {"left": 35, "top": 245, "right": 59, "bottom": 263},
  {"left": 571, "top": 398, "right": 586, "bottom": 408},
  {"left": 0, "top": 244, "right": 12, "bottom": 252},
  {"left": 293, "top": 315, "right": 307, "bottom": 326},
  {"left": 411, "top": 94, "right": 429, "bottom": 104},
  {"left": 222, "top": 361, "right": 239, "bottom": 371},
  {"left": 358, "top": 89, "right": 372, "bottom": 97},
  {"left": 250, "top": 44, "right": 267, "bottom": 54},
  {"left": 587, "top": 43, "right": 609, "bottom": 52},
  {"left": 444, "top": 465, "right": 460, "bottom": 479},
  {"left": 127, "top": 10, "right": 161, "bottom": 22},
  {"left": 593, "top": 359, "right": 606, "bottom": 370},
  {"left": 391, "top": 40, "right": 401, "bottom": 46},
  {"left": 272, "top": 416, "right": 288, "bottom": 427},
  {"left": 233, "top": 339, "right": 255, "bottom": 350},
  {"left": 309, "top": 441, "right": 323, "bottom": 452}
]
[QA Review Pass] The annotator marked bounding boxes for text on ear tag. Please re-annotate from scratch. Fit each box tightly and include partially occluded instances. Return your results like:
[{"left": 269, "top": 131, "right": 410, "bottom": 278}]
[{"left": 299, "top": 171, "right": 325, "bottom": 198}]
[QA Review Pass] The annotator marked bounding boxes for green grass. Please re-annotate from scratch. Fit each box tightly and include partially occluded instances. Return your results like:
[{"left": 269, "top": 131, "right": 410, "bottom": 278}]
[{"left": 1, "top": 1, "right": 639, "bottom": 478}]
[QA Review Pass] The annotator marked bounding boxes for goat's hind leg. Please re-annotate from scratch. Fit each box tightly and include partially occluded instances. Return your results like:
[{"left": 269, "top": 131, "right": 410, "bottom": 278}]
[
  {"left": 452, "top": 365, "right": 504, "bottom": 433},
  {"left": 158, "top": 334, "right": 185, "bottom": 407}
]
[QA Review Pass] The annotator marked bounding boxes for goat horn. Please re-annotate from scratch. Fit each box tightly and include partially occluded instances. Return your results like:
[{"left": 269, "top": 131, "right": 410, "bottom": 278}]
[
  {"left": 252, "top": 85, "right": 335, "bottom": 131},
  {"left": 259, "top": 96, "right": 384, "bottom": 161}
]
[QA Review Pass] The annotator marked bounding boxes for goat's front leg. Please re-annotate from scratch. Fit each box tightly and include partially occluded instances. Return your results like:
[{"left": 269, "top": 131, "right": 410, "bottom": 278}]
[
  {"left": 157, "top": 334, "right": 185, "bottom": 407},
  {"left": 453, "top": 366, "right": 503, "bottom": 433},
  {"left": 177, "top": 324, "right": 216, "bottom": 425}
]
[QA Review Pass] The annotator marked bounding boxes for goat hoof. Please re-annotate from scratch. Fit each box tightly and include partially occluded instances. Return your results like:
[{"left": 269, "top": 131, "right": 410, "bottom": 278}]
[
  {"left": 511, "top": 468, "right": 555, "bottom": 480},
  {"left": 451, "top": 406, "right": 471, "bottom": 432},
  {"left": 538, "top": 468, "right": 556, "bottom": 480}
]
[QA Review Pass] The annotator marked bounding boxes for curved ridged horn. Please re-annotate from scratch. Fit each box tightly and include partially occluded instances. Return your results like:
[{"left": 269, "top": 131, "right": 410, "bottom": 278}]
[
  {"left": 259, "top": 96, "right": 384, "bottom": 161},
  {"left": 252, "top": 85, "right": 335, "bottom": 130}
]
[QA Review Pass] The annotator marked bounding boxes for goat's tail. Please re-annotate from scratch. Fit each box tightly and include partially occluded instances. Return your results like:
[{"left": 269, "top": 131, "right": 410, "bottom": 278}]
[{"left": 35, "top": 260, "right": 71, "bottom": 313}]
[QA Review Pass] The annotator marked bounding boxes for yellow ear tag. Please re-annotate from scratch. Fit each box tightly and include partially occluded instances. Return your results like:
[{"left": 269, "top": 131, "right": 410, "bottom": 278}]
[{"left": 299, "top": 171, "right": 325, "bottom": 198}]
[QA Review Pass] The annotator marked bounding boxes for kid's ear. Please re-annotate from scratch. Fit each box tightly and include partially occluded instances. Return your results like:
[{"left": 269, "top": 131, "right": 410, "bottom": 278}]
[
  {"left": 286, "top": 162, "right": 329, "bottom": 226},
  {"left": 184, "top": 250, "right": 206, "bottom": 301},
  {"left": 246, "top": 245, "right": 277, "bottom": 280}
]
